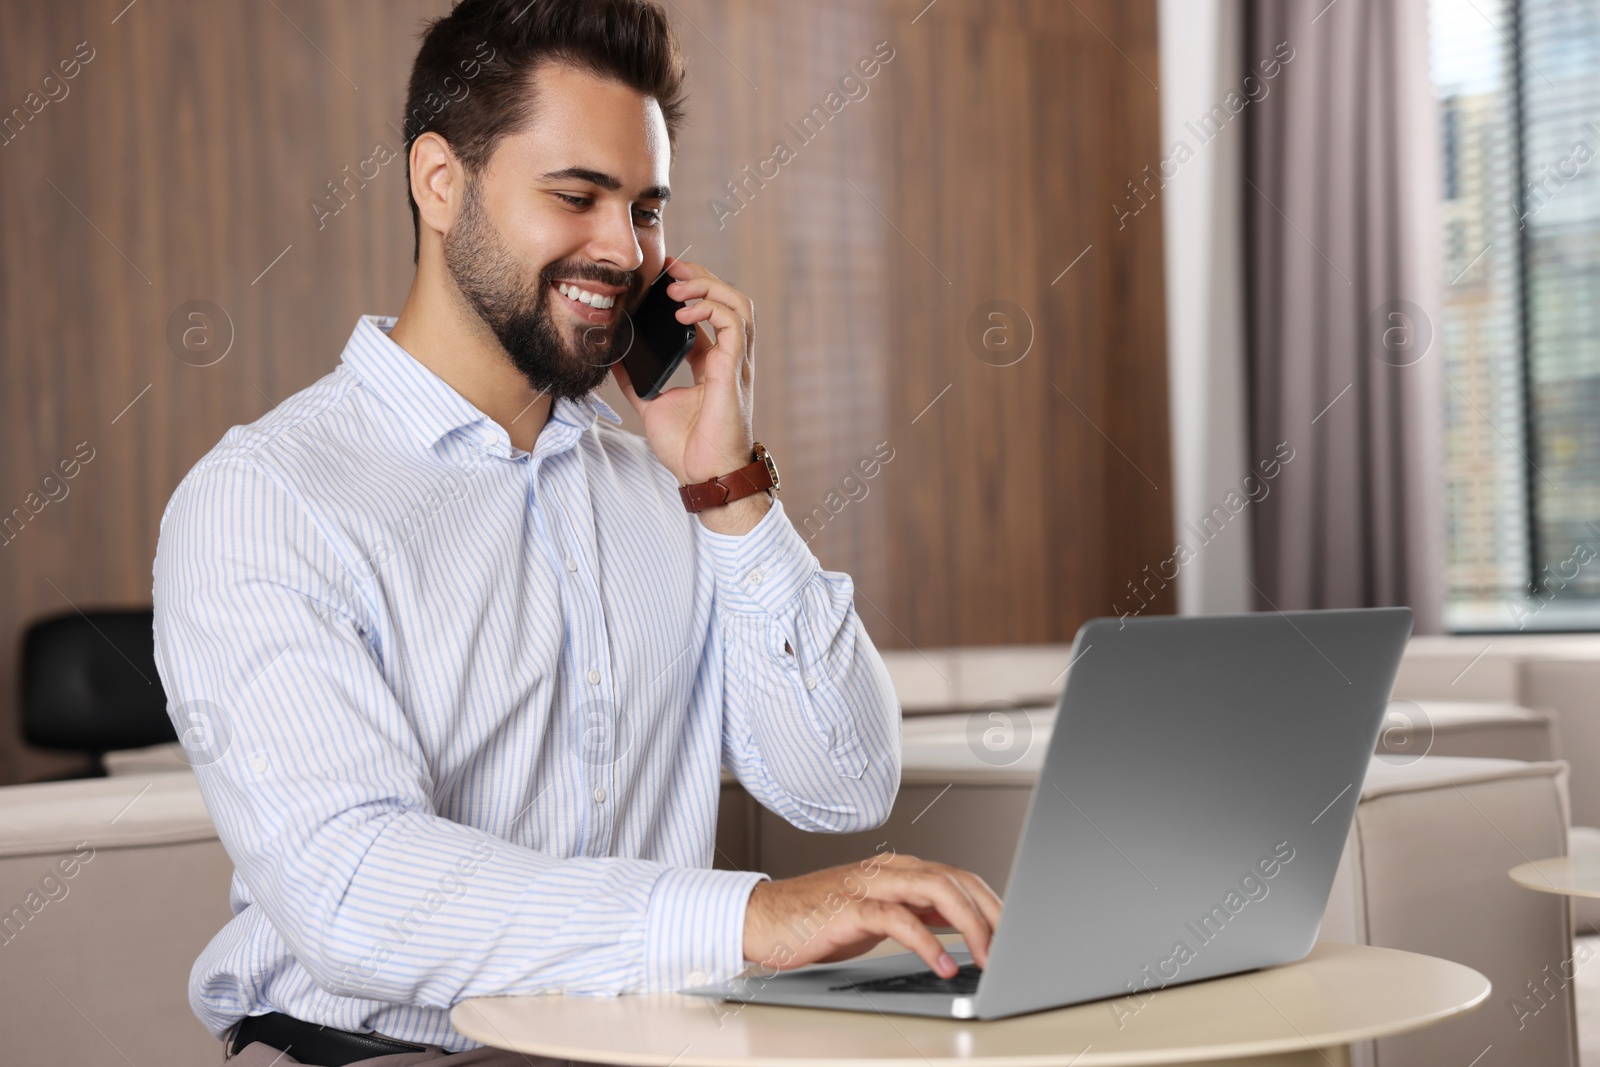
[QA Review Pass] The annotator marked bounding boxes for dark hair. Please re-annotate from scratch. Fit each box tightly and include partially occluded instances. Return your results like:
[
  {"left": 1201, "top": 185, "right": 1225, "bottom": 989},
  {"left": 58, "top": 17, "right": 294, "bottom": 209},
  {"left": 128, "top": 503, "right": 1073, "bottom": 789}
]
[{"left": 402, "top": 0, "right": 687, "bottom": 263}]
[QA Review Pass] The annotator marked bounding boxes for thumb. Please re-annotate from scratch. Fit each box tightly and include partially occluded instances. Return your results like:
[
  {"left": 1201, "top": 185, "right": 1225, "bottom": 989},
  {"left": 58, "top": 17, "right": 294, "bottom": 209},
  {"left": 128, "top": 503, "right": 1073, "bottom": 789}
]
[{"left": 610, "top": 363, "right": 651, "bottom": 419}]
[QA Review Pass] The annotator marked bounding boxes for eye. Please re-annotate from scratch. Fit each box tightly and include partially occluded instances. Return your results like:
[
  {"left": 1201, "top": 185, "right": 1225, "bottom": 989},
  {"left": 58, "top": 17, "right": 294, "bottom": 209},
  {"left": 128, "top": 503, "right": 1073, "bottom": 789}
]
[
  {"left": 554, "top": 193, "right": 591, "bottom": 208},
  {"left": 633, "top": 206, "right": 662, "bottom": 227}
]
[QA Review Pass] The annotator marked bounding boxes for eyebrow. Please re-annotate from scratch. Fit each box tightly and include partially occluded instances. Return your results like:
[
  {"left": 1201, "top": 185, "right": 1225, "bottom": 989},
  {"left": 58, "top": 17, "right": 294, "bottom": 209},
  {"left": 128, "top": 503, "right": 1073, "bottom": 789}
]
[{"left": 539, "top": 166, "right": 671, "bottom": 203}]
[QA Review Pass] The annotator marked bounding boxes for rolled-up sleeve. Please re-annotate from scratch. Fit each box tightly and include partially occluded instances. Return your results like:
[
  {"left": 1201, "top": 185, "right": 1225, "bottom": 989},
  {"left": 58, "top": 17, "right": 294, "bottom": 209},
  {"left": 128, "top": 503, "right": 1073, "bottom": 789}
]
[
  {"left": 698, "top": 500, "right": 901, "bottom": 832},
  {"left": 154, "top": 455, "right": 764, "bottom": 1011}
]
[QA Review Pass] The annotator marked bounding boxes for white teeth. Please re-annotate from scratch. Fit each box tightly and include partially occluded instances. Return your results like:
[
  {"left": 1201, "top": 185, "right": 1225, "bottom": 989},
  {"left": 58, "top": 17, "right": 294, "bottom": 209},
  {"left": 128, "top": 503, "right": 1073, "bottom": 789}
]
[{"left": 556, "top": 282, "right": 614, "bottom": 310}]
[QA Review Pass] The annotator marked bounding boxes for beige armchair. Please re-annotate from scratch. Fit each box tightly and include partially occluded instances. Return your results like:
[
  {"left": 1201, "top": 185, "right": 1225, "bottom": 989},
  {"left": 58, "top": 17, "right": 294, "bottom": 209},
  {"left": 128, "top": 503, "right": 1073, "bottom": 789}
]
[{"left": 0, "top": 772, "right": 230, "bottom": 1066}]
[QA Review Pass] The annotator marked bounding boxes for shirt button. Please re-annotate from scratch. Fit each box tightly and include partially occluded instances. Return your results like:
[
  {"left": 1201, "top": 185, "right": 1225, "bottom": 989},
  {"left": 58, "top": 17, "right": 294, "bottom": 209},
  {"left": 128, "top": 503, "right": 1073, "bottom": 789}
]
[
  {"left": 687, "top": 971, "right": 708, "bottom": 987},
  {"left": 804, "top": 674, "right": 818, "bottom": 690},
  {"left": 593, "top": 786, "right": 607, "bottom": 803},
  {"left": 748, "top": 569, "right": 765, "bottom": 586},
  {"left": 250, "top": 755, "right": 268, "bottom": 773},
  {"left": 587, "top": 668, "right": 601, "bottom": 685},
  {"left": 565, "top": 557, "right": 578, "bottom": 573}
]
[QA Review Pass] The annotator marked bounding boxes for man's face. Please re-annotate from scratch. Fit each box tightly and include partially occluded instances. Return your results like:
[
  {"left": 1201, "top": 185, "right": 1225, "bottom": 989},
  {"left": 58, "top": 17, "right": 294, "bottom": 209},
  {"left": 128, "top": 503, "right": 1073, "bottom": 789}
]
[{"left": 443, "top": 62, "right": 672, "bottom": 399}]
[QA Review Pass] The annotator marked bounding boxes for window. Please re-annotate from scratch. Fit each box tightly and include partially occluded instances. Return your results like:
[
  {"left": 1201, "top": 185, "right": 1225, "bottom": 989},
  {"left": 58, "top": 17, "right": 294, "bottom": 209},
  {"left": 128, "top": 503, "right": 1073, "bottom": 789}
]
[{"left": 1434, "top": 0, "right": 1600, "bottom": 629}]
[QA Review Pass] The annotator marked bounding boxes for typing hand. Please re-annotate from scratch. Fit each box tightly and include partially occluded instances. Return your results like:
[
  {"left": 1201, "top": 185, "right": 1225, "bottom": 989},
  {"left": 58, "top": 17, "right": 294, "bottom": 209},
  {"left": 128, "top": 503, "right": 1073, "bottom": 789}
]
[{"left": 741, "top": 852, "right": 1003, "bottom": 978}]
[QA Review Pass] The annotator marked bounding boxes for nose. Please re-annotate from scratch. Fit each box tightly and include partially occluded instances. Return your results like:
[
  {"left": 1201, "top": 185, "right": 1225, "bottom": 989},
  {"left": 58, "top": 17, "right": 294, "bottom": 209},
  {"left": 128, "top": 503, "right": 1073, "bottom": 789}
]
[{"left": 586, "top": 202, "right": 644, "bottom": 275}]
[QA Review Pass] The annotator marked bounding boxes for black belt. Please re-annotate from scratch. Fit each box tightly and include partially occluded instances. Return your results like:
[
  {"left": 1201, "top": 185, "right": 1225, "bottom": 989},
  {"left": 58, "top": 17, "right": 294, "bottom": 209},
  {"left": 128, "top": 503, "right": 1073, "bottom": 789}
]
[{"left": 230, "top": 1011, "right": 438, "bottom": 1065}]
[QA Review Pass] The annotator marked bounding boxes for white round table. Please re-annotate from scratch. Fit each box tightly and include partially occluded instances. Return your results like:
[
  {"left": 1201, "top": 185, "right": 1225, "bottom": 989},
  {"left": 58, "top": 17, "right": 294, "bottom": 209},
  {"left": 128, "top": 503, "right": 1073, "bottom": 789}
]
[
  {"left": 451, "top": 941, "right": 1487, "bottom": 1067},
  {"left": 1510, "top": 854, "right": 1600, "bottom": 899}
]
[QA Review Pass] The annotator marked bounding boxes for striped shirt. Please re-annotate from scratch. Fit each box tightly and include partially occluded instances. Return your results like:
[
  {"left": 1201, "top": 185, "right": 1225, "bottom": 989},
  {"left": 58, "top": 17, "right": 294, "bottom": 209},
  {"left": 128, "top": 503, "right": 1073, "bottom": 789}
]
[{"left": 151, "top": 314, "right": 900, "bottom": 1049}]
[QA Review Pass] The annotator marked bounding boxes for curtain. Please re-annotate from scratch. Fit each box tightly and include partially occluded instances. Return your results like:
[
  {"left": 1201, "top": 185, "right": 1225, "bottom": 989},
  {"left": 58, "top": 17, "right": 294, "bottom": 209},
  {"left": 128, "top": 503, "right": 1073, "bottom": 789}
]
[{"left": 1243, "top": 0, "right": 1445, "bottom": 632}]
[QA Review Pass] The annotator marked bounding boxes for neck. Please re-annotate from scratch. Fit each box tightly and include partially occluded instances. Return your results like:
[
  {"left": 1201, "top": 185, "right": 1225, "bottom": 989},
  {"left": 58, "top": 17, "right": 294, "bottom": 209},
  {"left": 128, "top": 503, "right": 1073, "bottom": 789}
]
[{"left": 388, "top": 253, "right": 552, "bottom": 454}]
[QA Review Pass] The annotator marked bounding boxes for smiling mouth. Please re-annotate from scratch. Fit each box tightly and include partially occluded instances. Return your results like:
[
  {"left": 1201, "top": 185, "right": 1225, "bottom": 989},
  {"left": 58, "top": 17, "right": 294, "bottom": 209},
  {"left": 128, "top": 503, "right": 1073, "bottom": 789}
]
[{"left": 550, "top": 279, "right": 624, "bottom": 321}]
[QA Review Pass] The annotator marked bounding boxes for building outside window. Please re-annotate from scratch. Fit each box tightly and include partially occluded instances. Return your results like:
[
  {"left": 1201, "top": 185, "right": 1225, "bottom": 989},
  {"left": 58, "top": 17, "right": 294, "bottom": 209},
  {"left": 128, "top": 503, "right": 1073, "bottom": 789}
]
[{"left": 1434, "top": 0, "right": 1600, "bottom": 629}]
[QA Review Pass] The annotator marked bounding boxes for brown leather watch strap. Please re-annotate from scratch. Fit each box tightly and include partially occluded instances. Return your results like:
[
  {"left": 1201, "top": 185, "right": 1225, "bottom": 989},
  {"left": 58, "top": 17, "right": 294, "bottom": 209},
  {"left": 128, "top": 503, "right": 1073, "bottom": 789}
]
[{"left": 679, "top": 443, "right": 781, "bottom": 513}]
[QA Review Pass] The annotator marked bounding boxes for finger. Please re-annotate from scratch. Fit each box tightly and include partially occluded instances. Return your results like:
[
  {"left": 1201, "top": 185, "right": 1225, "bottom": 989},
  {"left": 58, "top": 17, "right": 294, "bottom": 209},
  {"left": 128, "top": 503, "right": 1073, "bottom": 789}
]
[
  {"left": 678, "top": 320, "right": 714, "bottom": 387},
  {"left": 678, "top": 294, "right": 745, "bottom": 340},
  {"left": 928, "top": 870, "right": 994, "bottom": 968},
  {"left": 609, "top": 363, "right": 651, "bottom": 418},
  {"left": 676, "top": 300, "right": 745, "bottom": 386},
  {"left": 860, "top": 900, "right": 958, "bottom": 978},
  {"left": 874, "top": 867, "right": 993, "bottom": 968},
  {"left": 949, "top": 869, "right": 1004, "bottom": 931},
  {"left": 664, "top": 256, "right": 717, "bottom": 283},
  {"left": 668, "top": 275, "right": 752, "bottom": 321}
]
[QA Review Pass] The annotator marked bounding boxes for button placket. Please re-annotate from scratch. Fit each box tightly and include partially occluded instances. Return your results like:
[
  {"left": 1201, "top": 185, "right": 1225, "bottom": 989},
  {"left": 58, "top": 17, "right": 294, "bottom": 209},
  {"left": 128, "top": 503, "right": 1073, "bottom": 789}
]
[
  {"left": 586, "top": 727, "right": 615, "bottom": 854},
  {"left": 543, "top": 448, "right": 617, "bottom": 855}
]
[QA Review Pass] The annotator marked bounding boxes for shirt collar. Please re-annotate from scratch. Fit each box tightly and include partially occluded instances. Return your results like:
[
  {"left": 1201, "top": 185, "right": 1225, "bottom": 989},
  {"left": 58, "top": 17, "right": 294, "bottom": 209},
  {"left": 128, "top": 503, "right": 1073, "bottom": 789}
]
[{"left": 340, "top": 315, "right": 622, "bottom": 459}]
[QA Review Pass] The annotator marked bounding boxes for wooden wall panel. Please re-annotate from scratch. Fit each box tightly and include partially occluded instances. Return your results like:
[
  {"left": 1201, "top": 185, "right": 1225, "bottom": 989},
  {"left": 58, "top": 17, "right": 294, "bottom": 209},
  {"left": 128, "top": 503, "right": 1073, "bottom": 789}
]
[
  {"left": 872, "top": 0, "right": 1175, "bottom": 646},
  {"left": 0, "top": 0, "right": 1170, "bottom": 783}
]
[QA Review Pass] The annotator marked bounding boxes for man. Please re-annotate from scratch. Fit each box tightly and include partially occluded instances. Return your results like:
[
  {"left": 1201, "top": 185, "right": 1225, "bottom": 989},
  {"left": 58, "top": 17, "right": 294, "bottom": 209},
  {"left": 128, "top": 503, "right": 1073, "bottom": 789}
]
[{"left": 153, "top": 1, "right": 1001, "bottom": 1063}]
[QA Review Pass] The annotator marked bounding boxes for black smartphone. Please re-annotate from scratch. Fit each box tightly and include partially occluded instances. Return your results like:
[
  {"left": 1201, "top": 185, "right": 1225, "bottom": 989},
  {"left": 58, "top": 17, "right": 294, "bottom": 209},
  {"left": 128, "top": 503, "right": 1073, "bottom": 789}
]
[{"left": 619, "top": 270, "right": 698, "bottom": 399}]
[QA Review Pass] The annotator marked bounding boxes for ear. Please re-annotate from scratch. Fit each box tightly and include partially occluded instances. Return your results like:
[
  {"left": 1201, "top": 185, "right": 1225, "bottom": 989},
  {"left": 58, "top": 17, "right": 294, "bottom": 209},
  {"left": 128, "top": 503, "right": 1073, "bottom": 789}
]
[{"left": 409, "top": 132, "right": 464, "bottom": 245}]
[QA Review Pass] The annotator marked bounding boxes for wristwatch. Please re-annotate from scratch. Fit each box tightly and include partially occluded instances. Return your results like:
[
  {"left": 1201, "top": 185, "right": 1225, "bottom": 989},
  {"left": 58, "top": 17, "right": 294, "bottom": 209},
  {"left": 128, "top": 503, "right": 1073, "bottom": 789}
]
[{"left": 679, "top": 443, "right": 781, "bottom": 513}]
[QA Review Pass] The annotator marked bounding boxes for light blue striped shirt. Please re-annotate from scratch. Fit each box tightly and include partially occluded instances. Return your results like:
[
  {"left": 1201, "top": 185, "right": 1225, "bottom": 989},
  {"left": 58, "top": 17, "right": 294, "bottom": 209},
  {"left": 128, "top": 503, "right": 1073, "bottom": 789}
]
[{"left": 151, "top": 314, "right": 900, "bottom": 1049}]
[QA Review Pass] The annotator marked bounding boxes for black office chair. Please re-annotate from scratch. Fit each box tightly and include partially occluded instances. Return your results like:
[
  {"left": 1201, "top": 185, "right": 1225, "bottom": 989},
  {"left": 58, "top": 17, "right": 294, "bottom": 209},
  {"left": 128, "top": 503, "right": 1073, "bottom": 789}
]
[{"left": 20, "top": 608, "right": 176, "bottom": 775}]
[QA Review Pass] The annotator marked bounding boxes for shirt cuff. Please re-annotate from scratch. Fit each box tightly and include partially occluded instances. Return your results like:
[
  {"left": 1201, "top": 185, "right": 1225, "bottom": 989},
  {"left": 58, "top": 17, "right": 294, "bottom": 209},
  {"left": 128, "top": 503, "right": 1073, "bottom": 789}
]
[
  {"left": 644, "top": 866, "right": 769, "bottom": 991},
  {"left": 698, "top": 499, "right": 818, "bottom": 614}
]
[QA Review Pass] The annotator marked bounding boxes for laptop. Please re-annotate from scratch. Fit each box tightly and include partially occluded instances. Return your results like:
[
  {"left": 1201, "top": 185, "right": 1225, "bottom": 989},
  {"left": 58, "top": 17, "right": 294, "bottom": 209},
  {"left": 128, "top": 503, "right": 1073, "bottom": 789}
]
[{"left": 683, "top": 607, "right": 1413, "bottom": 1021}]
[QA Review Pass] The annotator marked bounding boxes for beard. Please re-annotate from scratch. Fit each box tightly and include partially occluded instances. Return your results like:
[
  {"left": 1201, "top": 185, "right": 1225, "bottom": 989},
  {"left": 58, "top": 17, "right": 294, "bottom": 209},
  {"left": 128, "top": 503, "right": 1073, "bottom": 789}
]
[{"left": 443, "top": 179, "right": 640, "bottom": 400}]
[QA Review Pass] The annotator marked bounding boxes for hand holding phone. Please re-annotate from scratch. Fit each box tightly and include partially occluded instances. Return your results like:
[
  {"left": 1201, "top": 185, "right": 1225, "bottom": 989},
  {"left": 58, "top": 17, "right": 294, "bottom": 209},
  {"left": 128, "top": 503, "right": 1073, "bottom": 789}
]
[{"left": 612, "top": 257, "right": 767, "bottom": 534}]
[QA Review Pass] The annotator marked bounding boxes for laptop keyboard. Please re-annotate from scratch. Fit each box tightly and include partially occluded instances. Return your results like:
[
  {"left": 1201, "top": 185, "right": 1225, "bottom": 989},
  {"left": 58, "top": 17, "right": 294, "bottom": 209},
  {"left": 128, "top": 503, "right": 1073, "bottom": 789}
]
[{"left": 830, "top": 962, "right": 982, "bottom": 995}]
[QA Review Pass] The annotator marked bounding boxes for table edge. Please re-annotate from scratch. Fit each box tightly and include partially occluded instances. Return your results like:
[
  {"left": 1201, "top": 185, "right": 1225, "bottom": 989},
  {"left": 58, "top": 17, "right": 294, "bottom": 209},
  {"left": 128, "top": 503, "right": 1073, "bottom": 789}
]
[{"left": 450, "top": 944, "right": 1490, "bottom": 1067}]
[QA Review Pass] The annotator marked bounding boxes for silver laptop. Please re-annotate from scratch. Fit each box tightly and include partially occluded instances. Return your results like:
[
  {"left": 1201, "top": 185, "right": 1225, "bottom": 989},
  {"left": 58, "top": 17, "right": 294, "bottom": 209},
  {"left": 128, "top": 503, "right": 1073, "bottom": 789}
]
[{"left": 683, "top": 607, "right": 1413, "bottom": 1020}]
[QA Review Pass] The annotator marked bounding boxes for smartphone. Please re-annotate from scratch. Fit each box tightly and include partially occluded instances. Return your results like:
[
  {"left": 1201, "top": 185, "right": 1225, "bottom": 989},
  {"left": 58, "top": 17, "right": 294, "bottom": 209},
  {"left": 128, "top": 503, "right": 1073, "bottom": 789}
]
[{"left": 619, "top": 270, "right": 698, "bottom": 399}]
